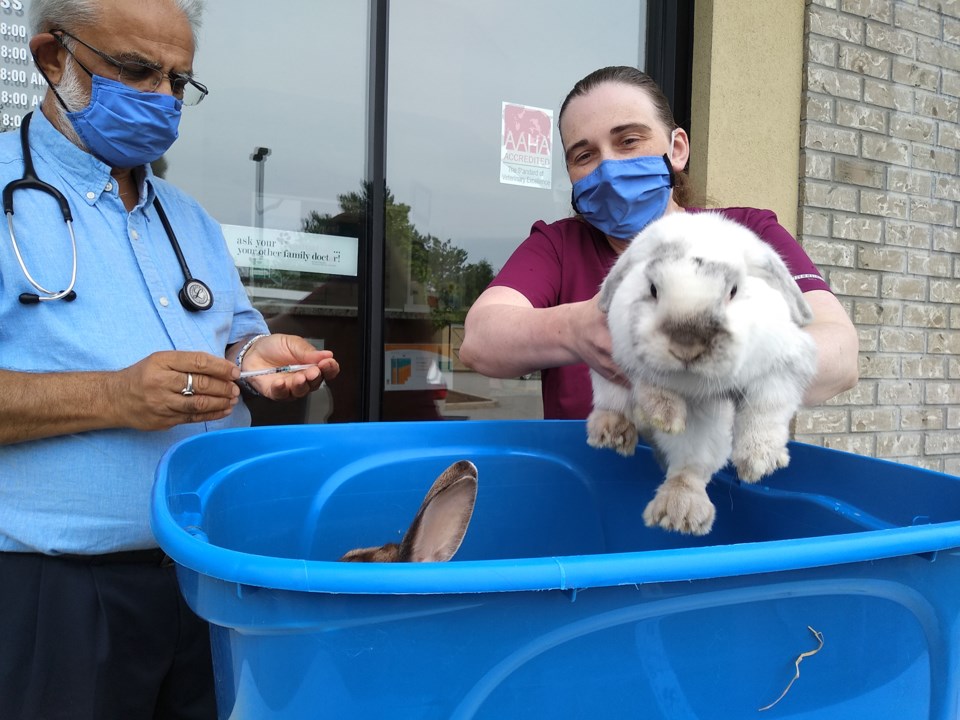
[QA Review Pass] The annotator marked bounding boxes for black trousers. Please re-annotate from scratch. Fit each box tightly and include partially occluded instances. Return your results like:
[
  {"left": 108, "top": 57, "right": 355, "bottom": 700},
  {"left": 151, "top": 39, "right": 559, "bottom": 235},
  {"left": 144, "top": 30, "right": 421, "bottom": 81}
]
[{"left": 0, "top": 550, "right": 218, "bottom": 720}]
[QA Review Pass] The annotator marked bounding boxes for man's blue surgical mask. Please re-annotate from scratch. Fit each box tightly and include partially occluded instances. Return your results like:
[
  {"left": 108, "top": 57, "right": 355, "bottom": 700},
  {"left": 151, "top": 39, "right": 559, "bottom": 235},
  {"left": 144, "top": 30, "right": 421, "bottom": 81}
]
[
  {"left": 66, "top": 75, "right": 182, "bottom": 168},
  {"left": 571, "top": 151, "right": 676, "bottom": 240}
]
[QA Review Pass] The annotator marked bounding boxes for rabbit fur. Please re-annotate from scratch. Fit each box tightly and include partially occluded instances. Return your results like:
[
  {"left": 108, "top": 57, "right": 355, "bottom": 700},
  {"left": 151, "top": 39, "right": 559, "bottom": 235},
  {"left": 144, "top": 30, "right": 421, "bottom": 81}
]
[
  {"left": 339, "top": 460, "right": 478, "bottom": 562},
  {"left": 587, "top": 211, "right": 818, "bottom": 535}
]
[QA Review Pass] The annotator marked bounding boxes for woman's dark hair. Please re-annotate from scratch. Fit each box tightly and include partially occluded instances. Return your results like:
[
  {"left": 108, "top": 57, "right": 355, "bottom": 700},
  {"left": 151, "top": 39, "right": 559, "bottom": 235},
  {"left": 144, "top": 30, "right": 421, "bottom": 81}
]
[{"left": 559, "top": 66, "right": 691, "bottom": 207}]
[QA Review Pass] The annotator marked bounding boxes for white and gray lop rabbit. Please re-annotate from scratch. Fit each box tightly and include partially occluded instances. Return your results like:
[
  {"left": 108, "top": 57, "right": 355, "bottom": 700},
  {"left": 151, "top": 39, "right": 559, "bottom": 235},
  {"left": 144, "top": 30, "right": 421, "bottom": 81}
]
[
  {"left": 587, "top": 211, "right": 818, "bottom": 535},
  {"left": 339, "top": 460, "right": 478, "bottom": 562}
]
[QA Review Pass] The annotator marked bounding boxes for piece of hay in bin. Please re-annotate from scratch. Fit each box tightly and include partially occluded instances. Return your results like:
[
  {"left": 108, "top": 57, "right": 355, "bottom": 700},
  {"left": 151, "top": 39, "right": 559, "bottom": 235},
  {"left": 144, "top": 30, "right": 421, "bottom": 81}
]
[{"left": 759, "top": 626, "right": 824, "bottom": 712}]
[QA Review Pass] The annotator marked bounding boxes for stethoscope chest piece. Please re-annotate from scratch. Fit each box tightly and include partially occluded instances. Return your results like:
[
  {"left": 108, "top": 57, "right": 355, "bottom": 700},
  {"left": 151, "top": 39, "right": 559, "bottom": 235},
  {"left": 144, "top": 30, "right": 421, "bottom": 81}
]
[{"left": 180, "top": 278, "right": 213, "bottom": 312}]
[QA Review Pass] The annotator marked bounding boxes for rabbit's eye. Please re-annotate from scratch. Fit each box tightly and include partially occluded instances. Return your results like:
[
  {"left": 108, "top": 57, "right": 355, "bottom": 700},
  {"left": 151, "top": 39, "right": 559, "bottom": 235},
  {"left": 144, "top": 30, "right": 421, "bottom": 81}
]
[
  {"left": 650, "top": 283, "right": 658, "bottom": 299},
  {"left": 729, "top": 285, "right": 738, "bottom": 300}
]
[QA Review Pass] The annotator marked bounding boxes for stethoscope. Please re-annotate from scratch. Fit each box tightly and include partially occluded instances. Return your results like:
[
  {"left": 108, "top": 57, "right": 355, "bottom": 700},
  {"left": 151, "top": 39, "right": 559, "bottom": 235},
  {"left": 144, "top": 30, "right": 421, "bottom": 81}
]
[{"left": 4, "top": 111, "right": 213, "bottom": 311}]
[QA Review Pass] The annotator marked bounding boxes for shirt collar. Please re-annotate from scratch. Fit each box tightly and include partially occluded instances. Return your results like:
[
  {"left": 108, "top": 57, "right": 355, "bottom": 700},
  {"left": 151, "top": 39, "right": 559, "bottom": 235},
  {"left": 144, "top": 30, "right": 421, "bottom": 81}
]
[{"left": 27, "top": 109, "right": 156, "bottom": 207}]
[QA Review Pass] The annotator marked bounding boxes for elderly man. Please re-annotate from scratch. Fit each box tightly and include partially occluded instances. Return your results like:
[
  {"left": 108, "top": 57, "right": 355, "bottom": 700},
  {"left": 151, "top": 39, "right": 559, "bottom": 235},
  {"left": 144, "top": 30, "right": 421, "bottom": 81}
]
[{"left": 0, "top": 1, "right": 339, "bottom": 717}]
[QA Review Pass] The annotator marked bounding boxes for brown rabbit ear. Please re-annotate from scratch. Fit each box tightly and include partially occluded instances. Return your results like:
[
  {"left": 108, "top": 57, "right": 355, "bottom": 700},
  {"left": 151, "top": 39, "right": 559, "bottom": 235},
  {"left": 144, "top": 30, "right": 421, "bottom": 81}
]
[
  {"left": 339, "top": 543, "right": 401, "bottom": 563},
  {"left": 398, "top": 460, "right": 478, "bottom": 563}
]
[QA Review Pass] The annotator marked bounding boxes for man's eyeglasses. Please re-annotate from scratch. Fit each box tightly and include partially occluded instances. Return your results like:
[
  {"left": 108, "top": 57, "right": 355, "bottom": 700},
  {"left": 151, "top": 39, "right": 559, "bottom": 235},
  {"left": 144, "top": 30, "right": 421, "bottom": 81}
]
[{"left": 52, "top": 30, "right": 208, "bottom": 106}]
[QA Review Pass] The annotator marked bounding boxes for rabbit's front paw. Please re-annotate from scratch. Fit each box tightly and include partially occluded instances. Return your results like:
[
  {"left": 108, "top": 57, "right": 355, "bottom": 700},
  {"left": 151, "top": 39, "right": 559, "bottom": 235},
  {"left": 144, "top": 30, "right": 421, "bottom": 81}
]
[
  {"left": 733, "top": 437, "right": 790, "bottom": 483},
  {"left": 634, "top": 387, "right": 686, "bottom": 434},
  {"left": 642, "top": 473, "right": 715, "bottom": 535},
  {"left": 587, "top": 409, "right": 638, "bottom": 456}
]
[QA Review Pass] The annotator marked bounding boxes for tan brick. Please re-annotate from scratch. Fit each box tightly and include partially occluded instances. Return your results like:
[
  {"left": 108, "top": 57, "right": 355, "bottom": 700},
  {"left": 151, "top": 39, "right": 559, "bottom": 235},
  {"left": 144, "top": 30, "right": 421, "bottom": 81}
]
[
  {"left": 924, "top": 432, "right": 960, "bottom": 454},
  {"left": 918, "top": 37, "right": 960, "bottom": 72},
  {"left": 831, "top": 269, "right": 881, "bottom": 296},
  {"left": 863, "top": 78, "right": 913, "bottom": 109},
  {"left": 903, "top": 303, "right": 950, "bottom": 328},
  {"left": 901, "top": 408, "right": 945, "bottom": 430},
  {"left": 859, "top": 354, "right": 900, "bottom": 377},
  {"left": 885, "top": 221, "right": 931, "bottom": 249},
  {"left": 803, "top": 123, "right": 860, "bottom": 155},
  {"left": 803, "top": 181, "right": 860, "bottom": 210},
  {"left": 925, "top": 382, "right": 960, "bottom": 402},
  {"left": 822, "top": 434, "right": 876, "bottom": 455},
  {"left": 891, "top": 57, "right": 940, "bottom": 91},
  {"left": 889, "top": 115, "right": 937, "bottom": 143},
  {"left": 928, "top": 331, "right": 960, "bottom": 354},
  {"left": 858, "top": 326, "right": 880, "bottom": 350},
  {"left": 865, "top": 20, "right": 914, "bottom": 54},
  {"left": 879, "top": 328, "right": 926, "bottom": 352},
  {"left": 804, "top": 238, "right": 857, "bottom": 267},
  {"left": 851, "top": 408, "right": 898, "bottom": 431},
  {"left": 947, "top": 406, "right": 960, "bottom": 428},
  {"left": 910, "top": 198, "right": 956, "bottom": 226},
  {"left": 801, "top": 209, "right": 832, "bottom": 236},
  {"left": 912, "top": 144, "right": 958, "bottom": 174},
  {"left": 896, "top": 4, "right": 944, "bottom": 38},
  {"left": 876, "top": 432, "right": 923, "bottom": 456},
  {"left": 844, "top": 0, "right": 893, "bottom": 22},
  {"left": 795, "top": 408, "right": 850, "bottom": 433},
  {"left": 877, "top": 380, "right": 923, "bottom": 404},
  {"left": 908, "top": 253, "right": 952, "bottom": 277},
  {"left": 942, "top": 458, "right": 960, "bottom": 476},
  {"left": 903, "top": 356, "right": 947, "bottom": 378},
  {"left": 917, "top": 91, "right": 960, "bottom": 123},
  {"left": 825, "top": 380, "right": 877, "bottom": 405},
  {"left": 804, "top": 151, "right": 834, "bottom": 179},
  {"left": 933, "top": 227, "right": 960, "bottom": 253},
  {"left": 880, "top": 275, "right": 927, "bottom": 300},
  {"left": 930, "top": 280, "right": 960, "bottom": 303},
  {"left": 834, "top": 157, "right": 885, "bottom": 188},
  {"left": 858, "top": 246, "right": 907, "bottom": 271},
  {"left": 810, "top": 5, "right": 865, "bottom": 42},
  {"left": 808, "top": 37, "right": 839, "bottom": 67},
  {"left": 853, "top": 300, "right": 902, "bottom": 324},
  {"left": 934, "top": 176, "right": 960, "bottom": 202},
  {"left": 806, "top": 66, "right": 863, "bottom": 100},
  {"left": 862, "top": 134, "right": 911, "bottom": 165},
  {"left": 861, "top": 189, "right": 909, "bottom": 218},
  {"left": 834, "top": 214, "right": 884, "bottom": 242},
  {"left": 944, "top": 68, "right": 960, "bottom": 98},
  {"left": 888, "top": 167, "right": 933, "bottom": 195}
]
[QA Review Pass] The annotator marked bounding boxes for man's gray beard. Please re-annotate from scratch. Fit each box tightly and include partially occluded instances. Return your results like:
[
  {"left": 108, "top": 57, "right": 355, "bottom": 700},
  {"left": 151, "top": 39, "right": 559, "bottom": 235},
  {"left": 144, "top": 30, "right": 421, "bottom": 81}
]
[{"left": 50, "top": 59, "right": 89, "bottom": 151}]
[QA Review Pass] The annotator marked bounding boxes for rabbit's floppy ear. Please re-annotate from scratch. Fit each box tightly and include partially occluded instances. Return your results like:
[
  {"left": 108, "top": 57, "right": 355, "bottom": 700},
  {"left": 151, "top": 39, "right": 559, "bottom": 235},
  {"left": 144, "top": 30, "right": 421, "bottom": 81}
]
[
  {"left": 398, "top": 460, "right": 478, "bottom": 562},
  {"left": 598, "top": 250, "right": 639, "bottom": 313},
  {"left": 598, "top": 222, "right": 666, "bottom": 312},
  {"left": 745, "top": 242, "right": 814, "bottom": 327}
]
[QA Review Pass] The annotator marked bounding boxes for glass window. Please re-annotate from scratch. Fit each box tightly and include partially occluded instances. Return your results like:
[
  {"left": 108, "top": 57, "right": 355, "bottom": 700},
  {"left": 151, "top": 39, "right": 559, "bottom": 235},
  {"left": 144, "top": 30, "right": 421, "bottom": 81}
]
[
  {"left": 3, "top": 1, "right": 650, "bottom": 425},
  {"left": 164, "top": 1, "right": 369, "bottom": 424},
  {"left": 385, "top": 0, "right": 648, "bottom": 420}
]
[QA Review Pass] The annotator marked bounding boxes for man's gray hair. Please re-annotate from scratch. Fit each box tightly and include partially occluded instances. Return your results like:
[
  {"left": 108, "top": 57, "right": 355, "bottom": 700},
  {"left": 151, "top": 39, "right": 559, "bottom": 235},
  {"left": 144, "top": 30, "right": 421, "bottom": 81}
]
[{"left": 29, "top": 0, "right": 205, "bottom": 47}]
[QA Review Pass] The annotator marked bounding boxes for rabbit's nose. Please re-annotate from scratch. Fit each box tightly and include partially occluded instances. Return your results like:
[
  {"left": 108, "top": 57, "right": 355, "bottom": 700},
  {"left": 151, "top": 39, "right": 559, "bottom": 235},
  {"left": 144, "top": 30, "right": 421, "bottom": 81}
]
[
  {"left": 665, "top": 323, "right": 715, "bottom": 363},
  {"left": 669, "top": 337, "right": 707, "bottom": 363}
]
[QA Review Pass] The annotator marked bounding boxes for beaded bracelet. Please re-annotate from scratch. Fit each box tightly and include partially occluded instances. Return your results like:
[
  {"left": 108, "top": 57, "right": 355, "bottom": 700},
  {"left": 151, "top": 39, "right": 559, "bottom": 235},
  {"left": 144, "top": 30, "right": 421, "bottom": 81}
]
[{"left": 235, "top": 333, "right": 268, "bottom": 396}]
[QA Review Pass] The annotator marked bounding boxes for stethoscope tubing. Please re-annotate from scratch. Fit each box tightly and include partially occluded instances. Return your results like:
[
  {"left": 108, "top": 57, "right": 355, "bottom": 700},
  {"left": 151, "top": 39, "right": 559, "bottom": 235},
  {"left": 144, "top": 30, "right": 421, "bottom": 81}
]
[
  {"left": 6, "top": 111, "right": 212, "bottom": 311},
  {"left": 5, "top": 112, "right": 79, "bottom": 302},
  {"left": 7, "top": 212, "right": 78, "bottom": 301}
]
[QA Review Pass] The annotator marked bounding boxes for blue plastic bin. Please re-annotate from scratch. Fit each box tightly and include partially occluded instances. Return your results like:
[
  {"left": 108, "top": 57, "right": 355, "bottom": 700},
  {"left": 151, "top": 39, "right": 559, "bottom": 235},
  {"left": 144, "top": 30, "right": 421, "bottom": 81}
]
[{"left": 152, "top": 420, "right": 960, "bottom": 719}]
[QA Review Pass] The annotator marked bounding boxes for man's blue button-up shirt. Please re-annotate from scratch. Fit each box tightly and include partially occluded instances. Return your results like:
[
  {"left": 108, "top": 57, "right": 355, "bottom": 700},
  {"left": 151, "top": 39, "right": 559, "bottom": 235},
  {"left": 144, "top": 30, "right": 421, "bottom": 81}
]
[{"left": 0, "top": 110, "right": 269, "bottom": 554}]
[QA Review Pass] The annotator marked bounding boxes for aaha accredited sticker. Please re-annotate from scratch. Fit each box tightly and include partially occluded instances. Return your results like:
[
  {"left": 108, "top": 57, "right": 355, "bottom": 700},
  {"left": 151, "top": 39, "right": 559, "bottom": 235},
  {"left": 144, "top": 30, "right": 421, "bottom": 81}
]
[{"left": 500, "top": 102, "right": 553, "bottom": 190}]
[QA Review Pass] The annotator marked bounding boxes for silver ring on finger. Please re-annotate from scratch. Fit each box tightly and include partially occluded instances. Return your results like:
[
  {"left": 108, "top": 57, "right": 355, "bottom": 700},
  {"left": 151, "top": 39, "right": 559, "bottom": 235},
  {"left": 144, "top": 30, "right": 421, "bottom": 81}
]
[{"left": 180, "top": 372, "right": 195, "bottom": 397}]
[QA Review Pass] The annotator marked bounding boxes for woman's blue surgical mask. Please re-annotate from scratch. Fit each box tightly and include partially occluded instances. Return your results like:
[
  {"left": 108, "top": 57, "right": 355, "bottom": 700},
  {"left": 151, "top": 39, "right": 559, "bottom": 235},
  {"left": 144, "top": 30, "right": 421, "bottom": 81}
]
[
  {"left": 66, "top": 75, "right": 182, "bottom": 168},
  {"left": 572, "top": 145, "right": 676, "bottom": 240}
]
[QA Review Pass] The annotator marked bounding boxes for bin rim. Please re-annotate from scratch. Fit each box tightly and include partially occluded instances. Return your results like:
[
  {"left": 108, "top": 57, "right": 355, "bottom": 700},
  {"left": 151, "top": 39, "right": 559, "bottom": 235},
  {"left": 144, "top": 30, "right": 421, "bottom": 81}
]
[{"left": 152, "top": 422, "right": 960, "bottom": 595}]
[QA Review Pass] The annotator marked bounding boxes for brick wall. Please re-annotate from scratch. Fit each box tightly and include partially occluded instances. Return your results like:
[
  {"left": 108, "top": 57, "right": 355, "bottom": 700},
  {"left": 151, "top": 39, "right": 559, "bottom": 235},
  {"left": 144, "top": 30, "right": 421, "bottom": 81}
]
[{"left": 796, "top": 0, "right": 960, "bottom": 473}]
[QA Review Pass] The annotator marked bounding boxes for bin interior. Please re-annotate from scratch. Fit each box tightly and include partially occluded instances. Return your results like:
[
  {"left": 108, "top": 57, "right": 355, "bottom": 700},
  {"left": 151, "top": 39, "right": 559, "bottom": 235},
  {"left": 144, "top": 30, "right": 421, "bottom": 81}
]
[{"left": 160, "top": 420, "right": 960, "bottom": 564}]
